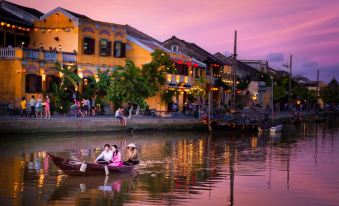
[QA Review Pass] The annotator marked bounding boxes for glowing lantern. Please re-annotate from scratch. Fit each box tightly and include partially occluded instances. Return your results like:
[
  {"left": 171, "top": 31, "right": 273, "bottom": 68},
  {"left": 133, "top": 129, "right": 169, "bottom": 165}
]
[
  {"left": 167, "top": 74, "right": 172, "bottom": 82},
  {"left": 176, "top": 75, "right": 180, "bottom": 83}
]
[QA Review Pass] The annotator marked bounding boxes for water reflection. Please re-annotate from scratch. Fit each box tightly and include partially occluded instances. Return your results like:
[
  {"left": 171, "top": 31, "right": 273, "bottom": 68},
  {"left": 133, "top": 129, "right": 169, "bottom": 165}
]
[{"left": 0, "top": 120, "right": 339, "bottom": 206}]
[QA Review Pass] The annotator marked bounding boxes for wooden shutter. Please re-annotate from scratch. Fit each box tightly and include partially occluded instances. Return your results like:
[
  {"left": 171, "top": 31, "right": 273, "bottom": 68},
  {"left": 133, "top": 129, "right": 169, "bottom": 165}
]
[
  {"left": 121, "top": 43, "right": 126, "bottom": 57},
  {"left": 90, "top": 38, "right": 95, "bottom": 54},
  {"left": 107, "top": 41, "right": 112, "bottom": 56},
  {"left": 36, "top": 75, "right": 42, "bottom": 92}
]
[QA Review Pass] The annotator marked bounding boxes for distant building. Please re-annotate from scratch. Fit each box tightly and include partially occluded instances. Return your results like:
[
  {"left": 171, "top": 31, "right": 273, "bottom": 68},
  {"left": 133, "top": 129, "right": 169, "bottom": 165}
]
[{"left": 241, "top": 60, "right": 268, "bottom": 73}]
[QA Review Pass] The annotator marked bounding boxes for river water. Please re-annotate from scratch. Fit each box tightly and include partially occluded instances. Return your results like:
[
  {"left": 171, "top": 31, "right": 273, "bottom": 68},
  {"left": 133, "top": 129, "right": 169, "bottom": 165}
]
[{"left": 0, "top": 118, "right": 338, "bottom": 206}]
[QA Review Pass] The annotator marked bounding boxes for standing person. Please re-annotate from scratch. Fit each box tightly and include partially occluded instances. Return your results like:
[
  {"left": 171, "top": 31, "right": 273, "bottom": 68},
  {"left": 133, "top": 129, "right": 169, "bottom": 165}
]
[
  {"left": 119, "top": 108, "right": 127, "bottom": 126},
  {"left": 21, "top": 97, "right": 27, "bottom": 118},
  {"left": 36, "top": 94, "right": 43, "bottom": 118},
  {"left": 115, "top": 107, "right": 122, "bottom": 125},
  {"left": 29, "top": 95, "right": 37, "bottom": 118},
  {"left": 82, "top": 98, "right": 90, "bottom": 116},
  {"left": 95, "top": 144, "right": 113, "bottom": 165},
  {"left": 123, "top": 143, "right": 139, "bottom": 165},
  {"left": 109, "top": 145, "right": 123, "bottom": 167},
  {"left": 91, "top": 96, "right": 96, "bottom": 116},
  {"left": 45, "top": 95, "right": 51, "bottom": 119}
]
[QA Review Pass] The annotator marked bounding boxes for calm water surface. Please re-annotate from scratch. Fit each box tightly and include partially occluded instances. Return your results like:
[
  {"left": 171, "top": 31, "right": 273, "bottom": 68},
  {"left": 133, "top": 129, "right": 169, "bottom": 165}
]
[{"left": 0, "top": 119, "right": 339, "bottom": 206}]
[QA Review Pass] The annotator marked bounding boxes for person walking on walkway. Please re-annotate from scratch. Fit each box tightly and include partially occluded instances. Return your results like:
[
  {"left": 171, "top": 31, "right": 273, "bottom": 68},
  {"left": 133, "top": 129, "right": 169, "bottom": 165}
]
[
  {"left": 45, "top": 95, "right": 51, "bottom": 119},
  {"left": 29, "top": 95, "right": 37, "bottom": 118},
  {"left": 36, "top": 94, "right": 43, "bottom": 118},
  {"left": 21, "top": 97, "right": 27, "bottom": 118}
]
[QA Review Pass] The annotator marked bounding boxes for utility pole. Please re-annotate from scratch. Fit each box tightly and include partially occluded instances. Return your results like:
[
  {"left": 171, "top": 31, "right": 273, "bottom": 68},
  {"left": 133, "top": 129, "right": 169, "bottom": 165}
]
[
  {"left": 316, "top": 69, "right": 320, "bottom": 96},
  {"left": 231, "top": 30, "right": 237, "bottom": 110},
  {"left": 271, "top": 77, "right": 274, "bottom": 120},
  {"left": 288, "top": 54, "right": 292, "bottom": 112}
]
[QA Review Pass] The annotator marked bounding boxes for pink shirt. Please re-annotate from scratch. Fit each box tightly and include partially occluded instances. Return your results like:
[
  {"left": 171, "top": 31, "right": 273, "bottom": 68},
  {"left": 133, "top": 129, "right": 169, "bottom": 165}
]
[{"left": 109, "top": 151, "right": 123, "bottom": 167}]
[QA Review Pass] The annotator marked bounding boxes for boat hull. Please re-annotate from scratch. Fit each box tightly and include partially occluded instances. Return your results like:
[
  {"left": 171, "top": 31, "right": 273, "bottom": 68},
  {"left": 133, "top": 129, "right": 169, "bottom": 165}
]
[{"left": 49, "top": 154, "right": 135, "bottom": 176}]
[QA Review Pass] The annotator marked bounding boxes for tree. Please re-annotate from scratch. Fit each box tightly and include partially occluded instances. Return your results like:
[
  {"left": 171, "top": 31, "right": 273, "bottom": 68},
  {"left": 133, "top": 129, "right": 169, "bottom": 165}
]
[
  {"left": 107, "top": 60, "right": 153, "bottom": 117},
  {"left": 50, "top": 62, "right": 81, "bottom": 114},
  {"left": 142, "top": 50, "right": 176, "bottom": 100},
  {"left": 321, "top": 78, "right": 339, "bottom": 104}
]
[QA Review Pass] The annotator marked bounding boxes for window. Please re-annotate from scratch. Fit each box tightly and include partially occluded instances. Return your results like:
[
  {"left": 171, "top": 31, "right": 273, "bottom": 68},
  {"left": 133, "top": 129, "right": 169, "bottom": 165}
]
[
  {"left": 195, "top": 68, "right": 200, "bottom": 78},
  {"left": 83, "top": 37, "right": 95, "bottom": 54},
  {"left": 46, "top": 75, "right": 60, "bottom": 92},
  {"left": 25, "top": 74, "right": 42, "bottom": 93},
  {"left": 171, "top": 45, "right": 178, "bottom": 52},
  {"left": 114, "top": 41, "right": 126, "bottom": 58},
  {"left": 99, "top": 39, "right": 112, "bottom": 56},
  {"left": 175, "top": 63, "right": 188, "bottom": 76}
]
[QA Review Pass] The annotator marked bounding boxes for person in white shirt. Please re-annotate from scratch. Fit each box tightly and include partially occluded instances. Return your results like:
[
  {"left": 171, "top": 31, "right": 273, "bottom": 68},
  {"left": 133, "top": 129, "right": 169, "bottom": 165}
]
[{"left": 95, "top": 144, "right": 113, "bottom": 165}]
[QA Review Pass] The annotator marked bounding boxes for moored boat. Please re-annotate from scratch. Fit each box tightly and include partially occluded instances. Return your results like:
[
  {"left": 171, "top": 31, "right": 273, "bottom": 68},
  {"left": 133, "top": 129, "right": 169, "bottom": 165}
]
[
  {"left": 269, "top": 124, "right": 283, "bottom": 133},
  {"left": 49, "top": 153, "right": 136, "bottom": 176}
]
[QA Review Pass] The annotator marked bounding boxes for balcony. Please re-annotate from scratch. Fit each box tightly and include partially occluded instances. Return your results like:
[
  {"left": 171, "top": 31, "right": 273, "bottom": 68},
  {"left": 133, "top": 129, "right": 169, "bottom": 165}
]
[
  {"left": 0, "top": 48, "right": 19, "bottom": 59},
  {"left": 167, "top": 74, "right": 193, "bottom": 87},
  {"left": 1, "top": 47, "right": 77, "bottom": 63}
]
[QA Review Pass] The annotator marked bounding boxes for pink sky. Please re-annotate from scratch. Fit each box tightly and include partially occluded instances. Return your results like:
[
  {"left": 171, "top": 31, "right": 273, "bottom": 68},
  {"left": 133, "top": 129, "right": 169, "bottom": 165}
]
[{"left": 9, "top": 0, "right": 339, "bottom": 82}]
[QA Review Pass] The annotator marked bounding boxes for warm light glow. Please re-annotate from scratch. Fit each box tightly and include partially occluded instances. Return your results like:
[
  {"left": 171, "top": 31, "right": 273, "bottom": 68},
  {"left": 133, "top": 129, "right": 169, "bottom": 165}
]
[
  {"left": 12, "top": 25, "right": 16, "bottom": 29},
  {"left": 0, "top": 22, "right": 4, "bottom": 26},
  {"left": 297, "top": 100, "right": 301, "bottom": 105},
  {"left": 42, "top": 74, "right": 46, "bottom": 81},
  {"left": 167, "top": 74, "right": 172, "bottom": 82},
  {"left": 34, "top": 28, "right": 38, "bottom": 32},
  {"left": 184, "top": 76, "right": 188, "bottom": 83},
  {"left": 6, "top": 23, "right": 10, "bottom": 27},
  {"left": 84, "top": 79, "right": 88, "bottom": 86},
  {"left": 78, "top": 68, "right": 83, "bottom": 79},
  {"left": 59, "top": 72, "right": 63, "bottom": 78},
  {"left": 95, "top": 74, "right": 100, "bottom": 82},
  {"left": 40, "top": 69, "right": 44, "bottom": 75},
  {"left": 176, "top": 75, "right": 180, "bottom": 83}
]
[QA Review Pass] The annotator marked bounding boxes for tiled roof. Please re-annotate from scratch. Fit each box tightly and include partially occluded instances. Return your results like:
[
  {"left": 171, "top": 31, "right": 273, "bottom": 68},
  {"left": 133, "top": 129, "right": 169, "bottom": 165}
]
[
  {"left": 162, "top": 36, "right": 224, "bottom": 65},
  {"left": 214, "top": 52, "right": 232, "bottom": 65},
  {"left": 126, "top": 24, "right": 170, "bottom": 52},
  {"left": 59, "top": 8, "right": 91, "bottom": 20},
  {"left": 0, "top": 0, "right": 43, "bottom": 26},
  {"left": 2, "top": 0, "right": 43, "bottom": 18}
]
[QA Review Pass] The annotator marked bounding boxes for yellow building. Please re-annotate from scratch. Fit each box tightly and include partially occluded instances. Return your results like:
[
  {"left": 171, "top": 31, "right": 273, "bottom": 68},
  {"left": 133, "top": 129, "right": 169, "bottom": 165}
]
[
  {"left": 0, "top": 6, "right": 127, "bottom": 112},
  {"left": 125, "top": 25, "right": 207, "bottom": 114}
]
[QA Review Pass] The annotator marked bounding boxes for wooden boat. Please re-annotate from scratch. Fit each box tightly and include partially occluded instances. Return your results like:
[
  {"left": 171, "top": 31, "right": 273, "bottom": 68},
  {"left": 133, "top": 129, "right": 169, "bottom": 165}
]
[
  {"left": 269, "top": 125, "right": 283, "bottom": 133},
  {"left": 49, "top": 153, "right": 136, "bottom": 176}
]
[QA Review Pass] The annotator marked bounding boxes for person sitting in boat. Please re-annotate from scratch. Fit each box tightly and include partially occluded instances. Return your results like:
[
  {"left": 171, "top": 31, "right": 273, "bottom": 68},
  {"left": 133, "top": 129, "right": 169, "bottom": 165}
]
[
  {"left": 95, "top": 144, "right": 113, "bottom": 165},
  {"left": 109, "top": 145, "right": 123, "bottom": 167},
  {"left": 123, "top": 143, "right": 139, "bottom": 165}
]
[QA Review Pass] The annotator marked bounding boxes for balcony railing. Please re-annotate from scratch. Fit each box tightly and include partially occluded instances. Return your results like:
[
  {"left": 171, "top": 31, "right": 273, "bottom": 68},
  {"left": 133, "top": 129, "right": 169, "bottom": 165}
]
[
  {"left": 0, "top": 48, "right": 17, "bottom": 58},
  {"left": 23, "top": 48, "right": 39, "bottom": 59},
  {"left": 62, "top": 52, "right": 77, "bottom": 63},
  {"left": 167, "top": 74, "right": 193, "bottom": 87},
  {"left": 44, "top": 51, "right": 57, "bottom": 62}
]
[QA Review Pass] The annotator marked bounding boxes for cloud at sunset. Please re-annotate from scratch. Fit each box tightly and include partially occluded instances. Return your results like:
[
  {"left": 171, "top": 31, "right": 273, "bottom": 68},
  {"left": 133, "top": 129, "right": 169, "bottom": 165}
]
[{"left": 8, "top": 0, "right": 339, "bottom": 82}]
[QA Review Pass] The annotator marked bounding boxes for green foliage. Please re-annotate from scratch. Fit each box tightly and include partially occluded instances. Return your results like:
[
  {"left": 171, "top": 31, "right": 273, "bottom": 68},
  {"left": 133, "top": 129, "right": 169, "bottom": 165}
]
[
  {"left": 273, "top": 85, "right": 287, "bottom": 101},
  {"left": 214, "top": 77, "right": 231, "bottom": 90},
  {"left": 54, "top": 62, "right": 81, "bottom": 92},
  {"left": 237, "top": 76, "right": 251, "bottom": 90},
  {"left": 50, "top": 62, "right": 81, "bottom": 114},
  {"left": 141, "top": 50, "right": 176, "bottom": 94},
  {"left": 161, "top": 89, "right": 177, "bottom": 104},
  {"left": 257, "top": 72, "right": 272, "bottom": 87},
  {"left": 292, "top": 84, "right": 318, "bottom": 103},
  {"left": 321, "top": 78, "right": 339, "bottom": 104},
  {"left": 108, "top": 60, "right": 153, "bottom": 106},
  {"left": 50, "top": 83, "right": 71, "bottom": 113}
]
